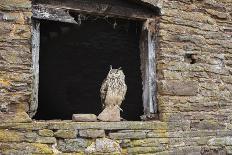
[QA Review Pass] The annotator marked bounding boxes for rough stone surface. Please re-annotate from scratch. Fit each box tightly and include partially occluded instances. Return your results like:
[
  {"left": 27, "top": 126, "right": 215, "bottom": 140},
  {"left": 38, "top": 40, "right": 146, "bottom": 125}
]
[
  {"left": 72, "top": 114, "right": 97, "bottom": 122},
  {"left": 0, "top": 0, "right": 232, "bottom": 154},
  {"left": 38, "top": 129, "right": 54, "bottom": 137},
  {"left": 79, "top": 129, "right": 105, "bottom": 138},
  {"left": 96, "top": 138, "right": 121, "bottom": 152},
  {"left": 54, "top": 130, "right": 77, "bottom": 139},
  {"left": 109, "top": 131, "right": 146, "bottom": 139},
  {"left": 158, "top": 80, "right": 199, "bottom": 96},
  {"left": 97, "top": 106, "right": 121, "bottom": 122},
  {"left": 57, "top": 138, "right": 90, "bottom": 152}
]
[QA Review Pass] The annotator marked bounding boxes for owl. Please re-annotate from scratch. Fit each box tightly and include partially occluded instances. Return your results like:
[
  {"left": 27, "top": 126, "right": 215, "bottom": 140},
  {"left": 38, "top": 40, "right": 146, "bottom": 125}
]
[{"left": 100, "top": 66, "right": 127, "bottom": 110}]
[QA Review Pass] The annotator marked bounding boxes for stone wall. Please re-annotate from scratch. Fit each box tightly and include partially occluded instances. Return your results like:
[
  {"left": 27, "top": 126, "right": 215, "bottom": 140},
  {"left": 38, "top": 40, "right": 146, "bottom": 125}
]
[
  {"left": 0, "top": 0, "right": 232, "bottom": 154},
  {"left": 0, "top": 0, "right": 32, "bottom": 122}
]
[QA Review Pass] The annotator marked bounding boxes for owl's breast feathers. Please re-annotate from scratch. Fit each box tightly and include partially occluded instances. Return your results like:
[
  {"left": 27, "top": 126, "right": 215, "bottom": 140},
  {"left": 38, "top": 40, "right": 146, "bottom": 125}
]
[{"left": 100, "top": 77, "right": 127, "bottom": 108}]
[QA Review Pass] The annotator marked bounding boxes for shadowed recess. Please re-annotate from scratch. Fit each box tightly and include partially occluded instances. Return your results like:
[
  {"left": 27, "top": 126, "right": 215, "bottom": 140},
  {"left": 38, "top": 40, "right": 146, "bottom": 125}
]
[{"left": 34, "top": 17, "right": 143, "bottom": 120}]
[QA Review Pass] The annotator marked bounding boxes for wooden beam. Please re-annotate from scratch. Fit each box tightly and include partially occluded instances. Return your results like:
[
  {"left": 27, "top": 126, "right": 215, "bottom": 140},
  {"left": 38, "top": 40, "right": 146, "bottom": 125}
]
[
  {"left": 33, "top": 5, "right": 77, "bottom": 24},
  {"left": 140, "top": 19, "right": 158, "bottom": 118},
  {"left": 30, "top": 19, "right": 40, "bottom": 117},
  {"left": 32, "top": 0, "right": 157, "bottom": 21}
]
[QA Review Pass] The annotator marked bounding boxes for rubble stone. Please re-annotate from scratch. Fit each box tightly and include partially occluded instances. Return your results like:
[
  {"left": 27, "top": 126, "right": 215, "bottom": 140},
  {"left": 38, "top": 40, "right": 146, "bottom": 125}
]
[{"left": 72, "top": 114, "right": 97, "bottom": 122}]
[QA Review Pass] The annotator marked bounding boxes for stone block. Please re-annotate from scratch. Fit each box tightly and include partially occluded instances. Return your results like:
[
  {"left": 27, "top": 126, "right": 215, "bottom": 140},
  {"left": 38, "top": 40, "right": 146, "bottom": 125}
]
[
  {"left": 206, "top": 9, "right": 228, "bottom": 19},
  {"left": 0, "top": 0, "right": 31, "bottom": 10},
  {"left": 0, "top": 142, "right": 53, "bottom": 154},
  {"left": 35, "top": 137, "right": 56, "bottom": 144},
  {"left": 79, "top": 129, "right": 105, "bottom": 138},
  {"left": 54, "top": 129, "right": 77, "bottom": 139},
  {"left": 131, "top": 138, "right": 169, "bottom": 147},
  {"left": 201, "top": 146, "right": 227, "bottom": 155},
  {"left": 98, "top": 106, "right": 121, "bottom": 122},
  {"left": 57, "top": 138, "right": 90, "bottom": 152},
  {"left": 127, "top": 146, "right": 166, "bottom": 154},
  {"left": 158, "top": 80, "right": 198, "bottom": 96},
  {"left": 208, "top": 137, "right": 232, "bottom": 146},
  {"left": 48, "top": 121, "right": 167, "bottom": 130},
  {"left": 191, "top": 120, "right": 226, "bottom": 130},
  {"left": 38, "top": 129, "right": 54, "bottom": 137},
  {"left": 72, "top": 114, "right": 97, "bottom": 122},
  {"left": 0, "top": 129, "right": 24, "bottom": 142},
  {"left": 109, "top": 131, "right": 146, "bottom": 139},
  {"left": 95, "top": 138, "right": 121, "bottom": 153},
  {"left": 85, "top": 138, "right": 121, "bottom": 153}
]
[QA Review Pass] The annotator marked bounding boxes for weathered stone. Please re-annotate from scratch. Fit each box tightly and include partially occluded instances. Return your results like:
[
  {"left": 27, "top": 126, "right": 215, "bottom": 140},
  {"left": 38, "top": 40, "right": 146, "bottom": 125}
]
[
  {"left": 24, "top": 132, "right": 38, "bottom": 142},
  {"left": 95, "top": 138, "right": 121, "bottom": 153},
  {"left": 0, "top": 129, "right": 24, "bottom": 142},
  {"left": 0, "top": 0, "right": 31, "bottom": 10},
  {"left": 72, "top": 114, "right": 97, "bottom": 122},
  {"left": 38, "top": 129, "right": 54, "bottom": 137},
  {"left": 0, "top": 142, "right": 53, "bottom": 154},
  {"left": 0, "top": 112, "right": 31, "bottom": 123},
  {"left": 0, "top": 0, "right": 232, "bottom": 154},
  {"left": 79, "top": 129, "right": 105, "bottom": 138},
  {"left": 208, "top": 137, "right": 232, "bottom": 146},
  {"left": 54, "top": 129, "right": 77, "bottom": 139},
  {"left": 97, "top": 106, "right": 121, "bottom": 122},
  {"left": 191, "top": 120, "right": 226, "bottom": 130},
  {"left": 48, "top": 121, "right": 167, "bottom": 130},
  {"left": 206, "top": 9, "right": 229, "bottom": 19},
  {"left": 127, "top": 146, "right": 166, "bottom": 154},
  {"left": 131, "top": 138, "right": 169, "bottom": 147},
  {"left": 109, "top": 131, "right": 146, "bottom": 139},
  {"left": 35, "top": 136, "right": 56, "bottom": 144},
  {"left": 57, "top": 138, "right": 90, "bottom": 152},
  {"left": 158, "top": 80, "right": 199, "bottom": 96}
]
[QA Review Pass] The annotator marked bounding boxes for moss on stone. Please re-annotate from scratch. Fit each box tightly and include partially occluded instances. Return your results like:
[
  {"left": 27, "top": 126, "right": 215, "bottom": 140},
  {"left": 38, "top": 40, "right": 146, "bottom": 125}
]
[
  {"left": 0, "top": 0, "right": 31, "bottom": 10},
  {"left": 54, "top": 129, "right": 77, "bottom": 139},
  {"left": 0, "top": 129, "right": 23, "bottom": 142},
  {"left": 31, "top": 143, "right": 53, "bottom": 154},
  {"left": 1, "top": 112, "right": 31, "bottom": 123},
  {"left": 38, "top": 129, "right": 54, "bottom": 137}
]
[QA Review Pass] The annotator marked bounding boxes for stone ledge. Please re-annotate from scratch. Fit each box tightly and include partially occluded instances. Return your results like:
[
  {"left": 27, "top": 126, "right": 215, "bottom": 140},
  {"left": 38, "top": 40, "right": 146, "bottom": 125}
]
[{"left": 0, "top": 121, "right": 168, "bottom": 130}]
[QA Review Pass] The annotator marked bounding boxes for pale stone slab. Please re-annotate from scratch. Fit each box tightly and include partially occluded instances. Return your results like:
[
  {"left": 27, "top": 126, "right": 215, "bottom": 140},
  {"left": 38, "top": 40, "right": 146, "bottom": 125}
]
[
  {"left": 72, "top": 114, "right": 97, "bottom": 122},
  {"left": 97, "top": 106, "right": 120, "bottom": 122},
  {"left": 85, "top": 138, "right": 122, "bottom": 153},
  {"left": 159, "top": 80, "right": 198, "bottom": 96},
  {"left": 79, "top": 129, "right": 105, "bottom": 138}
]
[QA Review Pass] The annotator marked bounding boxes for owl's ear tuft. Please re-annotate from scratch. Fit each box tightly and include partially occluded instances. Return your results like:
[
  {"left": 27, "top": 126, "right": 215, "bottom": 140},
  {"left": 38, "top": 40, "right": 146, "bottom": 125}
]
[
  {"left": 110, "top": 65, "right": 112, "bottom": 70},
  {"left": 118, "top": 67, "right": 122, "bottom": 70}
]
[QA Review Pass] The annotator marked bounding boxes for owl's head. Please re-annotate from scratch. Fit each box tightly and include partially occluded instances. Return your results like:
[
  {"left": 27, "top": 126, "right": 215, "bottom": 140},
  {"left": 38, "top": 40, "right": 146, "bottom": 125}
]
[{"left": 107, "top": 65, "right": 125, "bottom": 80}]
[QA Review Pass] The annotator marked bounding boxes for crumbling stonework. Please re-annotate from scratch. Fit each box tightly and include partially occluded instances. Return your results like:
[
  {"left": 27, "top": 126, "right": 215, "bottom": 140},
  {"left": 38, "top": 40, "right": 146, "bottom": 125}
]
[{"left": 0, "top": 0, "right": 232, "bottom": 154}]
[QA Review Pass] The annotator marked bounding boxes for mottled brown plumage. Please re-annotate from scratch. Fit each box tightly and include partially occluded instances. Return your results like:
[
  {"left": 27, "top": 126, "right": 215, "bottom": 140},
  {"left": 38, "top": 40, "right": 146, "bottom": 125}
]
[{"left": 100, "top": 66, "right": 127, "bottom": 110}]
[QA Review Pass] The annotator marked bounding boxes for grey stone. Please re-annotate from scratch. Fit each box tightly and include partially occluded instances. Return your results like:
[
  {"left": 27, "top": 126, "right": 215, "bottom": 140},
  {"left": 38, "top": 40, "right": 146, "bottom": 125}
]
[
  {"left": 54, "top": 129, "right": 77, "bottom": 139},
  {"left": 85, "top": 138, "right": 122, "bottom": 153},
  {"left": 109, "top": 131, "right": 146, "bottom": 139},
  {"left": 72, "top": 114, "right": 97, "bottom": 122},
  {"left": 57, "top": 138, "right": 89, "bottom": 152},
  {"left": 95, "top": 138, "right": 121, "bottom": 153},
  {"left": 158, "top": 80, "right": 198, "bottom": 96},
  {"left": 38, "top": 129, "right": 54, "bottom": 137},
  {"left": 208, "top": 137, "right": 232, "bottom": 146},
  {"left": 98, "top": 106, "right": 121, "bottom": 122},
  {"left": 79, "top": 129, "right": 105, "bottom": 138},
  {"left": 35, "top": 137, "right": 56, "bottom": 144}
]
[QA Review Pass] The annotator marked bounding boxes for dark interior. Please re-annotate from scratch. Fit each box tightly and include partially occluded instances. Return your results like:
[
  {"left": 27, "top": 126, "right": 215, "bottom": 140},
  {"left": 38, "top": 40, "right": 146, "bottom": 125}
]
[{"left": 34, "top": 16, "right": 143, "bottom": 120}]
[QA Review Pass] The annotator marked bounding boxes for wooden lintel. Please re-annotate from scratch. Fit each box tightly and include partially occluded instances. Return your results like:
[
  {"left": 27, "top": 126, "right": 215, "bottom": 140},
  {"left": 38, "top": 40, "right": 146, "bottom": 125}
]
[
  {"left": 32, "top": 5, "right": 77, "bottom": 24},
  {"left": 32, "top": 0, "right": 157, "bottom": 21}
]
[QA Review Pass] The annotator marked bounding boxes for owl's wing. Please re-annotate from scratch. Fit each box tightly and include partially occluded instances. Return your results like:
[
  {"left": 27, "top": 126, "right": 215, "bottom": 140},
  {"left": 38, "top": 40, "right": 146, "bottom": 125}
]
[
  {"left": 100, "top": 78, "right": 108, "bottom": 108},
  {"left": 122, "top": 83, "right": 127, "bottom": 101}
]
